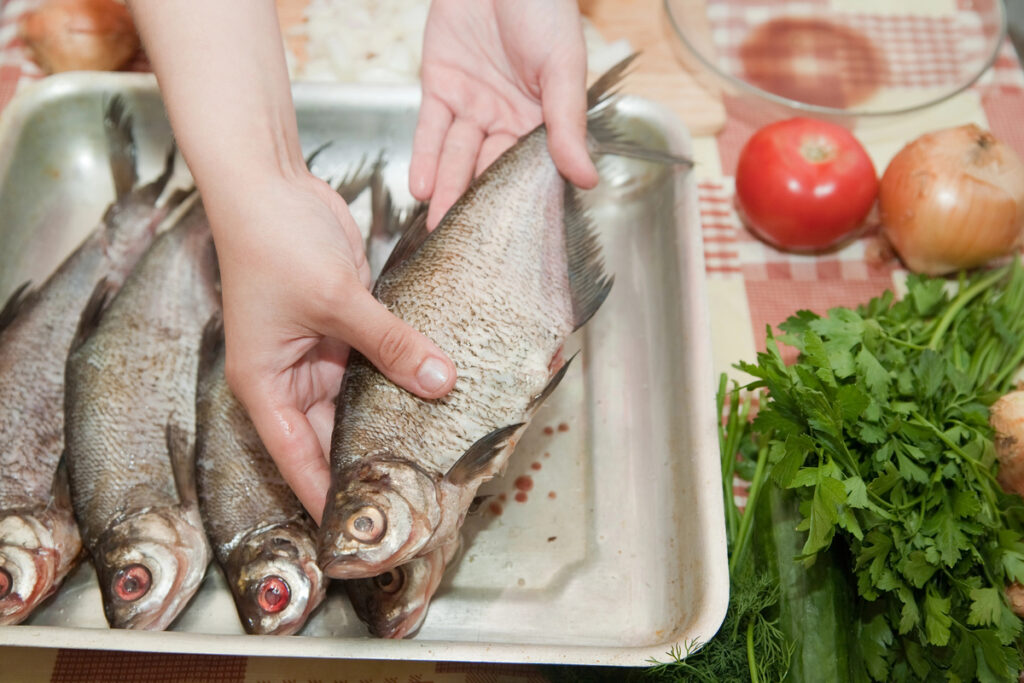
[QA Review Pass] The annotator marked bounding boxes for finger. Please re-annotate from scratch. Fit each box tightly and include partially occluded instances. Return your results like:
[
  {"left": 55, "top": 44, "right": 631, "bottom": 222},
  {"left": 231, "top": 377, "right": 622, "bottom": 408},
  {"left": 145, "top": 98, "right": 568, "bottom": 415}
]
[
  {"left": 409, "top": 95, "right": 454, "bottom": 202},
  {"left": 329, "top": 286, "right": 456, "bottom": 399},
  {"left": 427, "top": 118, "right": 485, "bottom": 230},
  {"left": 242, "top": 396, "right": 331, "bottom": 524},
  {"left": 540, "top": 56, "right": 599, "bottom": 189},
  {"left": 475, "top": 132, "right": 519, "bottom": 176}
]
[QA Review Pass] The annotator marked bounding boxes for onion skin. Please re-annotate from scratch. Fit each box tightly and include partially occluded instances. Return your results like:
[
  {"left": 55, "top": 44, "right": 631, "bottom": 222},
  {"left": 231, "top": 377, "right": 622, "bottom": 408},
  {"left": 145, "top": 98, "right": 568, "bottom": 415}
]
[
  {"left": 879, "top": 124, "right": 1024, "bottom": 275},
  {"left": 19, "top": 0, "right": 140, "bottom": 74}
]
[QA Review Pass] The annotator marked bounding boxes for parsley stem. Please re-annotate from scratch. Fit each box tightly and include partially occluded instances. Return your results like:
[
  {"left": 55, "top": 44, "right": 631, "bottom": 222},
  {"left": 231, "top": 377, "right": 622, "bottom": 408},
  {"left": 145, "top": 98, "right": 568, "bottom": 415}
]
[
  {"left": 927, "top": 267, "right": 1008, "bottom": 351},
  {"left": 909, "top": 412, "right": 1001, "bottom": 511}
]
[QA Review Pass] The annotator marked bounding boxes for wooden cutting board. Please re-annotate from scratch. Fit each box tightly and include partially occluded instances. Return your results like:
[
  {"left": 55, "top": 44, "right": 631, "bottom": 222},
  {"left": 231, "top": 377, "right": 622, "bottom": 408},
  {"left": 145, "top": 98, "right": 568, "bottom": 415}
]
[{"left": 275, "top": 0, "right": 725, "bottom": 136}]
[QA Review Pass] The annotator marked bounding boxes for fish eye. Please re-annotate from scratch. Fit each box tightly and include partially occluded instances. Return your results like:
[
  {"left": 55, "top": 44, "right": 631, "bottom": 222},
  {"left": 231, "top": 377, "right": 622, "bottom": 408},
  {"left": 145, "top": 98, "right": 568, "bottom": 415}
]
[
  {"left": 256, "top": 576, "right": 291, "bottom": 614},
  {"left": 345, "top": 506, "right": 386, "bottom": 543},
  {"left": 373, "top": 568, "right": 404, "bottom": 595},
  {"left": 113, "top": 563, "right": 151, "bottom": 602},
  {"left": 0, "top": 568, "right": 11, "bottom": 599}
]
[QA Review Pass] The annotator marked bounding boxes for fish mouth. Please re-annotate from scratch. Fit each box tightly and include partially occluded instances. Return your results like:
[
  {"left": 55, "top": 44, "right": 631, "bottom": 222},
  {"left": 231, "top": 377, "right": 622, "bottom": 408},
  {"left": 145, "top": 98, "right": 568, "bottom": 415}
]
[
  {"left": 318, "top": 461, "right": 441, "bottom": 580},
  {"left": 230, "top": 525, "right": 325, "bottom": 636},
  {"left": 94, "top": 508, "right": 210, "bottom": 630},
  {"left": 0, "top": 511, "right": 79, "bottom": 625}
]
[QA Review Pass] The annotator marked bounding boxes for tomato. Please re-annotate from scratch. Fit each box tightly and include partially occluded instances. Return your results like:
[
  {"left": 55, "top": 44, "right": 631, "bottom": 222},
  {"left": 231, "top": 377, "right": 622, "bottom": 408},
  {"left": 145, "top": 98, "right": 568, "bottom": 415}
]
[{"left": 734, "top": 117, "right": 879, "bottom": 252}]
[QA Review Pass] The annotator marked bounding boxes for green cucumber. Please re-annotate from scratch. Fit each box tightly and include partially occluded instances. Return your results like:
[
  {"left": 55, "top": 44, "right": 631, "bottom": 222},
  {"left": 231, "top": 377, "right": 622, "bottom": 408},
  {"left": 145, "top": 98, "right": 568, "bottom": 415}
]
[{"left": 754, "top": 483, "right": 858, "bottom": 683}]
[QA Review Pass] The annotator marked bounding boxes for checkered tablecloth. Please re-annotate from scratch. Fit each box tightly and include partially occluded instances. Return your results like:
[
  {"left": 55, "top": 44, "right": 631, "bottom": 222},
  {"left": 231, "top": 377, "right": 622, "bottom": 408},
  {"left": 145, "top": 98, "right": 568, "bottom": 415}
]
[{"left": 3, "top": 0, "right": 1024, "bottom": 680}]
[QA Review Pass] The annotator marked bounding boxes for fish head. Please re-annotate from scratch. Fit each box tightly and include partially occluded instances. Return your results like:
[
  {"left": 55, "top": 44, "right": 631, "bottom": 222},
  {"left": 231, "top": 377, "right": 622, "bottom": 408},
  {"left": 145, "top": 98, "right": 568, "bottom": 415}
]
[
  {"left": 226, "top": 522, "right": 325, "bottom": 636},
  {"left": 0, "top": 511, "right": 77, "bottom": 625},
  {"left": 345, "top": 539, "right": 454, "bottom": 639},
  {"left": 93, "top": 508, "right": 209, "bottom": 630},
  {"left": 318, "top": 457, "right": 441, "bottom": 579}
]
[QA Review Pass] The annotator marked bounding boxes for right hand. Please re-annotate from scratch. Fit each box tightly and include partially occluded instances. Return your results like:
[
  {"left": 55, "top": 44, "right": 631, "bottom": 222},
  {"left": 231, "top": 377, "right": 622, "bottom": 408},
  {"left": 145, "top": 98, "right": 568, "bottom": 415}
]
[{"left": 207, "top": 170, "right": 457, "bottom": 523}]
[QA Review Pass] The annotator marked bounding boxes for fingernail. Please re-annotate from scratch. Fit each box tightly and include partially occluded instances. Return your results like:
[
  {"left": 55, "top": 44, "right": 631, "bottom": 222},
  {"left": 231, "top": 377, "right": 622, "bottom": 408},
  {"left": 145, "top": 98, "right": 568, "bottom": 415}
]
[{"left": 417, "top": 357, "right": 450, "bottom": 393}]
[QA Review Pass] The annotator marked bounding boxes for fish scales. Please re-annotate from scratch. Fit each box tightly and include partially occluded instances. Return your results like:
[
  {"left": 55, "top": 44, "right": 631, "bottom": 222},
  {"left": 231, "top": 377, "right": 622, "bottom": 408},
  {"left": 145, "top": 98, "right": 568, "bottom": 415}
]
[
  {"left": 0, "top": 98, "right": 175, "bottom": 625},
  {"left": 341, "top": 131, "right": 573, "bottom": 476},
  {"left": 318, "top": 55, "right": 688, "bottom": 581},
  {"left": 321, "top": 129, "right": 583, "bottom": 579},
  {"left": 195, "top": 330, "right": 326, "bottom": 635},
  {"left": 196, "top": 369, "right": 303, "bottom": 556},
  {"left": 65, "top": 201, "right": 218, "bottom": 630}
]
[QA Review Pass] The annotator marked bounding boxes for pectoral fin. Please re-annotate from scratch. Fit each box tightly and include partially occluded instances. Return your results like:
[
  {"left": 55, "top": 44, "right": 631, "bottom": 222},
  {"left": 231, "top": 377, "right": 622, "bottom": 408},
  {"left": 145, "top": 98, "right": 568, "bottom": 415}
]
[
  {"left": 166, "top": 422, "right": 198, "bottom": 507},
  {"left": 445, "top": 423, "right": 525, "bottom": 486},
  {"left": 69, "top": 278, "right": 115, "bottom": 355},
  {"left": 528, "top": 352, "right": 578, "bottom": 411},
  {"left": 0, "top": 281, "right": 33, "bottom": 334}
]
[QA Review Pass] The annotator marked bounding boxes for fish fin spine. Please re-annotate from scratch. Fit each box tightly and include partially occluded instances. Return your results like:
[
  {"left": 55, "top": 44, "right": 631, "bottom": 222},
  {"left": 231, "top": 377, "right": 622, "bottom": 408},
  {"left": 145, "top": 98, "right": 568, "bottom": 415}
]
[
  {"left": 103, "top": 95, "right": 138, "bottom": 199},
  {"left": 0, "top": 281, "right": 34, "bottom": 334},
  {"left": 563, "top": 185, "right": 613, "bottom": 330},
  {"left": 445, "top": 423, "right": 525, "bottom": 486},
  {"left": 529, "top": 351, "right": 578, "bottom": 411}
]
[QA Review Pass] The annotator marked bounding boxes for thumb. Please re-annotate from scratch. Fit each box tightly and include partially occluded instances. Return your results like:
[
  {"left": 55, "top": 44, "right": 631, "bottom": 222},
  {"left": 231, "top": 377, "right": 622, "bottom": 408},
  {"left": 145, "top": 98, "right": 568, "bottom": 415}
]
[{"left": 332, "top": 287, "right": 457, "bottom": 398}]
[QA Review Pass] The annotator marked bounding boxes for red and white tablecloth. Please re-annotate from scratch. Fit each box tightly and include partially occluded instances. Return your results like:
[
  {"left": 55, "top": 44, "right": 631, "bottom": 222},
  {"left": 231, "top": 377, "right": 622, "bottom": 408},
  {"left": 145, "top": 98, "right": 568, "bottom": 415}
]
[{"left": 3, "top": 0, "right": 1024, "bottom": 679}]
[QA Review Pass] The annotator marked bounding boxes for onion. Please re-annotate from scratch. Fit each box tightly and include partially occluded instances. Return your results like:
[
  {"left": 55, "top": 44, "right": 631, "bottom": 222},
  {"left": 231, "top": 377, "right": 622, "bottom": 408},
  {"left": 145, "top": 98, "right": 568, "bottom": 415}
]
[
  {"left": 19, "top": 0, "right": 140, "bottom": 74},
  {"left": 879, "top": 124, "right": 1024, "bottom": 275}
]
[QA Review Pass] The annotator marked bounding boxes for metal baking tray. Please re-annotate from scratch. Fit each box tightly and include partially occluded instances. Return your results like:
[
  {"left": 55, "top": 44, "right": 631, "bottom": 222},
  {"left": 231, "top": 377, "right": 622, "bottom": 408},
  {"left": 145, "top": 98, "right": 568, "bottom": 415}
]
[{"left": 0, "top": 73, "right": 727, "bottom": 666}]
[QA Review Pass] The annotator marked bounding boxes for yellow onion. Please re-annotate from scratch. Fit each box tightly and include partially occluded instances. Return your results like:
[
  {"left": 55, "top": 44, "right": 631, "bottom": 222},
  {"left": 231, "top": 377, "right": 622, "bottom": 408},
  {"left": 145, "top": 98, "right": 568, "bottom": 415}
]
[
  {"left": 879, "top": 124, "right": 1024, "bottom": 275},
  {"left": 19, "top": 0, "right": 140, "bottom": 74}
]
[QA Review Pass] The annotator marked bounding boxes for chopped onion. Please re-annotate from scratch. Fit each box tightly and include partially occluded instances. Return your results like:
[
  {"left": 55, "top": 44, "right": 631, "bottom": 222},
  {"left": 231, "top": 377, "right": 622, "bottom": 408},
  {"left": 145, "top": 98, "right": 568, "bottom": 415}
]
[
  {"left": 879, "top": 124, "right": 1024, "bottom": 275},
  {"left": 19, "top": 0, "right": 140, "bottom": 74}
]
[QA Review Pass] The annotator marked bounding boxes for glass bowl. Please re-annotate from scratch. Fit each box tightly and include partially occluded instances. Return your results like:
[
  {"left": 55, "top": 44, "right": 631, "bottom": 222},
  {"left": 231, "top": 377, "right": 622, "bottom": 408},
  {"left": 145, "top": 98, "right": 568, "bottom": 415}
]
[{"left": 664, "top": 0, "right": 1007, "bottom": 118}]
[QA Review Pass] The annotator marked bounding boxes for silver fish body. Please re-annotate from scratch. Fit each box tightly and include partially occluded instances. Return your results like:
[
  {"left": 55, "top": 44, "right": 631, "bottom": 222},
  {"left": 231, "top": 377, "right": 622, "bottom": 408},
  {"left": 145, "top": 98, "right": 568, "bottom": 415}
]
[
  {"left": 64, "top": 201, "right": 218, "bottom": 630},
  {"left": 346, "top": 534, "right": 460, "bottom": 639},
  {"left": 195, "top": 321, "right": 326, "bottom": 636},
  {"left": 0, "top": 99, "right": 176, "bottom": 625},
  {"left": 315, "top": 64, "right": 663, "bottom": 580},
  {"left": 318, "top": 57, "right": 688, "bottom": 581}
]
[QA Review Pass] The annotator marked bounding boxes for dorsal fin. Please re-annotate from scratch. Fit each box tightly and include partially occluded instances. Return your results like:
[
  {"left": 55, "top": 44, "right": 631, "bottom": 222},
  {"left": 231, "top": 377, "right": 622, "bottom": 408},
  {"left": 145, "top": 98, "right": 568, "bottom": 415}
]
[
  {"left": 334, "top": 152, "right": 382, "bottom": 204},
  {"left": 586, "top": 53, "right": 640, "bottom": 109},
  {"left": 304, "top": 141, "right": 333, "bottom": 169},
  {"left": 377, "top": 206, "right": 431, "bottom": 279},
  {"left": 197, "top": 312, "right": 225, "bottom": 386},
  {"left": 445, "top": 423, "right": 524, "bottom": 486},
  {"left": 563, "top": 186, "right": 613, "bottom": 330},
  {"left": 69, "top": 278, "right": 116, "bottom": 355},
  {"left": 0, "top": 281, "right": 33, "bottom": 334},
  {"left": 103, "top": 95, "right": 137, "bottom": 199}
]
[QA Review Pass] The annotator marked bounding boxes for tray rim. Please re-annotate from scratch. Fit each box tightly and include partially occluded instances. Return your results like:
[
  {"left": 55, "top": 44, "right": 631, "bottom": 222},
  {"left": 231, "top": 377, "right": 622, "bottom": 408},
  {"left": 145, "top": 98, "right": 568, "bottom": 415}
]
[{"left": 0, "top": 72, "right": 728, "bottom": 667}]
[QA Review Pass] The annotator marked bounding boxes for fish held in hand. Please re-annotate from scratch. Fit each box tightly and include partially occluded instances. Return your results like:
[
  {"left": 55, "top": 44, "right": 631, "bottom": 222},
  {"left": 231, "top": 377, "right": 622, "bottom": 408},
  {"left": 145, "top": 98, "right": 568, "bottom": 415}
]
[
  {"left": 0, "top": 97, "right": 179, "bottom": 625},
  {"left": 64, "top": 200, "right": 218, "bottom": 630},
  {"left": 195, "top": 317, "right": 326, "bottom": 635},
  {"left": 318, "top": 55, "right": 690, "bottom": 579}
]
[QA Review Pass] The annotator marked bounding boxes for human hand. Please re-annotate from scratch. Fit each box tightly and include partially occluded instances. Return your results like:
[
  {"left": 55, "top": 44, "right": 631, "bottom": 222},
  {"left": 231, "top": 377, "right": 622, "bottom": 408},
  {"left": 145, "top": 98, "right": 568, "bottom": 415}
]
[
  {"left": 208, "top": 171, "right": 457, "bottom": 522},
  {"left": 410, "top": 0, "right": 599, "bottom": 228}
]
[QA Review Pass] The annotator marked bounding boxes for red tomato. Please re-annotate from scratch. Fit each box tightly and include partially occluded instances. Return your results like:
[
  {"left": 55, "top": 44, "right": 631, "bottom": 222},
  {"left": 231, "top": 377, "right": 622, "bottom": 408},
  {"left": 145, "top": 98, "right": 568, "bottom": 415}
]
[{"left": 734, "top": 117, "right": 879, "bottom": 251}]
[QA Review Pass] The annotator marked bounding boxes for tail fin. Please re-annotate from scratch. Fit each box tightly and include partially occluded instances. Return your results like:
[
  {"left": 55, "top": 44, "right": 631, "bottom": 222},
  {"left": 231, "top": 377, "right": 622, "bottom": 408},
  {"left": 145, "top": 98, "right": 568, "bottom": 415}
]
[
  {"left": 136, "top": 146, "right": 178, "bottom": 205},
  {"left": 103, "top": 96, "right": 138, "bottom": 199},
  {"left": 584, "top": 54, "right": 693, "bottom": 168}
]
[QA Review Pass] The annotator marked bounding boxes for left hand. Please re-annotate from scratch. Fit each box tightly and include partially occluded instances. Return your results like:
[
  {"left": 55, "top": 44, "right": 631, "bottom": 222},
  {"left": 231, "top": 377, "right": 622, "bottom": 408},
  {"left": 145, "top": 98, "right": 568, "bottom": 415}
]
[{"left": 409, "top": 0, "right": 599, "bottom": 229}]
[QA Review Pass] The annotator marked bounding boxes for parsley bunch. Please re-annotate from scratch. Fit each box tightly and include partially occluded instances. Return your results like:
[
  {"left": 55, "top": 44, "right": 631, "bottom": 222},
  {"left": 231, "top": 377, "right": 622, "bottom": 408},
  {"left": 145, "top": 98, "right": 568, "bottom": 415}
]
[{"left": 739, "top": 262, "right": 1024, "bottom": 682}]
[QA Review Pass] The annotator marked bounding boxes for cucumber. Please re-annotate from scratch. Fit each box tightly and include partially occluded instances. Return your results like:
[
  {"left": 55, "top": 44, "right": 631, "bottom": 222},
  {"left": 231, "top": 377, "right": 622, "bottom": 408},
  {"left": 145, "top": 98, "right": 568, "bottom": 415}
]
[{"left": 754, "top": 483, "right": 858, "bottom": 683}]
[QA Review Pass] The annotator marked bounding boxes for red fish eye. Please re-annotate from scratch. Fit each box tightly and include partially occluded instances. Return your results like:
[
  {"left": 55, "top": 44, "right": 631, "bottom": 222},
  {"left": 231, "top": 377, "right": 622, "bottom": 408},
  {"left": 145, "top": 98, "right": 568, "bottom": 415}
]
[
  {"left": 0, "top": 568, "right": 11, "bottom": 599},
  {"left": 374, "top": 568, "right": 404, "bottom": 595},
  {"left": 113, "top": 564, "right": 151, "bottom": 602},
  {"left": 257, "top": 576, "right": 290, "bottom": 614}
]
